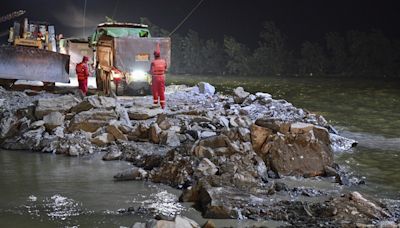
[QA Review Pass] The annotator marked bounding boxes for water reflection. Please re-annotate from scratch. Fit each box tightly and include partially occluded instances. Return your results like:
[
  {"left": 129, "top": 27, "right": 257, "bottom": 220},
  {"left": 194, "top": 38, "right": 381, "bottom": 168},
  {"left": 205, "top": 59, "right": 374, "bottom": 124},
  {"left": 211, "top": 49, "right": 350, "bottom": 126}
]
[{"left": 0, "top": 150, "right": 184, "bottom": 227}]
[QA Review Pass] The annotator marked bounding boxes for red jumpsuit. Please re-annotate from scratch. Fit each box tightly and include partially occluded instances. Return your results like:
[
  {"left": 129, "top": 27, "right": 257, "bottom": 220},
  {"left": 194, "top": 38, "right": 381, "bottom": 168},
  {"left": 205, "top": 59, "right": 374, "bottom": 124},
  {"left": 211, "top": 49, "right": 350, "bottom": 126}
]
[
  {"left": 76, "top": 62, "right": 89, "bottom": 95},
  {"left": 150, "top": 58, "right": 167, "bottom": 109}
]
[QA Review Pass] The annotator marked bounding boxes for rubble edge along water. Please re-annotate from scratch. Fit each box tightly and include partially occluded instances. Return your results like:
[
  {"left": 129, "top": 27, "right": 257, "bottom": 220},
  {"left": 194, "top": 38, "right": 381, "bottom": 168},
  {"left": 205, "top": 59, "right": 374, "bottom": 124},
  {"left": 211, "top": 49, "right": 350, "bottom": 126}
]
[{"left": 0, "top": 83, "right": 398, "bottom": 227}]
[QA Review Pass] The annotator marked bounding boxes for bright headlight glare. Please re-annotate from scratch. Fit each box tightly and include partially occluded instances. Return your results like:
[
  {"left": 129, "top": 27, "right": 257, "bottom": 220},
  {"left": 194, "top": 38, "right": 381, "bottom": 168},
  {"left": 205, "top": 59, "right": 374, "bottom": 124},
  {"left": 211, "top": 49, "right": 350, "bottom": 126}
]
[{"left": 130, "top": 70, "right": 147, "bottom": 81}]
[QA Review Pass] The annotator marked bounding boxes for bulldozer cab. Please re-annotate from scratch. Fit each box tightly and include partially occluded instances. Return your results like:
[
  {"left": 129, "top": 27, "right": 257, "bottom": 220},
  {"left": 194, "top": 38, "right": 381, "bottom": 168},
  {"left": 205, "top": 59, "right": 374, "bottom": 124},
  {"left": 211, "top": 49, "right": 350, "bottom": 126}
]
[{"left": 10, "top": 18, "right": 57, "bottom": 52}]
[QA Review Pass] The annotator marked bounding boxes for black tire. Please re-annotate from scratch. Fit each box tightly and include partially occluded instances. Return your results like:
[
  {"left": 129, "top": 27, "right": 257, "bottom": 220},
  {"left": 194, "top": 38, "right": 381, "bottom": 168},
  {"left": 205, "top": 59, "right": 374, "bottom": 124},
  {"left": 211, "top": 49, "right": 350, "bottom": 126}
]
[
  {"left": 125, "top": 81, "right": 151, "bottom": 96},
  {"left": 110, "top": 80, "right": 125, "bottom": 96},
  {"left": 43, "top": 82, "right": 56, "bottom": 91},
  {"left": 0, "top": 79, "right": 16, "bottom": 89}
]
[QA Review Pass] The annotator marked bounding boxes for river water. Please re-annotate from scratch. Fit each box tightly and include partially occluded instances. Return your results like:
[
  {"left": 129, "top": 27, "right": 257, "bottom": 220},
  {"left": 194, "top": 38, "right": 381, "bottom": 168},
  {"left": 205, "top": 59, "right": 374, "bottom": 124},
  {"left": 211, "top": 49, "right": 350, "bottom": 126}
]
[{"left": 0, "top": 75, "right": 399, "bottom": 227}]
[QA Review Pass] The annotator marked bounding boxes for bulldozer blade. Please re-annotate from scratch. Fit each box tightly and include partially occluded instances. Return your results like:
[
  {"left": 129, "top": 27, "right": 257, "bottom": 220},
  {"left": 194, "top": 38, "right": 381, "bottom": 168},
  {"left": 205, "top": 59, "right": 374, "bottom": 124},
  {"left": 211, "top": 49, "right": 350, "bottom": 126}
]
[{"left": 0, "top": 46, "right": 70, "bottom": 83}]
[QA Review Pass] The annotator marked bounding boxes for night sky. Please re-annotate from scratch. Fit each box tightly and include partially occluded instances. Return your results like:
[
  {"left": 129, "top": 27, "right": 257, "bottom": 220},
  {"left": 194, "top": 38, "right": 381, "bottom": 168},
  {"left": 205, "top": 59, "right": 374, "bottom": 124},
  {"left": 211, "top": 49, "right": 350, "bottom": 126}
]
[{"left": 1, "top": 0, "right": 400, "bottom": 48}]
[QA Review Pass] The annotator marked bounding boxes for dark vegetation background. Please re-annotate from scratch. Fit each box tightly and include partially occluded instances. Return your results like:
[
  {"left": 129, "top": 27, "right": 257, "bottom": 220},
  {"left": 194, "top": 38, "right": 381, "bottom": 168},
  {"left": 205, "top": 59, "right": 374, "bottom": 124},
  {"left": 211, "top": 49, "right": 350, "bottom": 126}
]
[{"left": 143, "top": 17, "right": 400, "bottom": 78}]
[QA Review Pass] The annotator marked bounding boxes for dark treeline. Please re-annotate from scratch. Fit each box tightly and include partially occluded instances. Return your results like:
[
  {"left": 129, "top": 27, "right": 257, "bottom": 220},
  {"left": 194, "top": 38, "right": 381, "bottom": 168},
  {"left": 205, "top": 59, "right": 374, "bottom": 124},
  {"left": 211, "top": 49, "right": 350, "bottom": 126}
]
[{"left": 141, "top": 18, "right": 400, "bottom": 77}]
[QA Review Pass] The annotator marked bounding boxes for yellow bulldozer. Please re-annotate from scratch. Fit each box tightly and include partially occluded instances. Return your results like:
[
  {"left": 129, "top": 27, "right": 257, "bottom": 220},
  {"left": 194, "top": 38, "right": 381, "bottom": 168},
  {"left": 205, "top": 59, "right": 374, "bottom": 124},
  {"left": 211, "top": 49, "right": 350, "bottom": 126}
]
[
  {"left": 8, "top": 18, "right": 57, "bottom": 51},
  {"left": 0, "top": 17, "right": 70, "bottom": 88}
]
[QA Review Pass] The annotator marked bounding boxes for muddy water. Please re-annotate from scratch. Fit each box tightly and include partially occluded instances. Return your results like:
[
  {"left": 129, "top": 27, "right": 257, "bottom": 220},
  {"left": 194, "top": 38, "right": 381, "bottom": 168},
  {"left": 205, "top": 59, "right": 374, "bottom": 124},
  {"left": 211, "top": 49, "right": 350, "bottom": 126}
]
[
  {"left": 0, "top": 151, "right": 282, "bottom": 227},
  {"left": 0, "top": 151, "right": 176, "bottom": 227}
]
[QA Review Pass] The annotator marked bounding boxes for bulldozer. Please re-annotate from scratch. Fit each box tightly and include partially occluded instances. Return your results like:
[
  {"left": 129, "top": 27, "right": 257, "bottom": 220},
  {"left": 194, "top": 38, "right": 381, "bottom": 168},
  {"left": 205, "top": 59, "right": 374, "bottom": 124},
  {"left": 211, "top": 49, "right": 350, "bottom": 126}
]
[
  {"left": 90, "top": 22, "right": 171, "bottom": 96},
  {"left": 0, "top": 18, "right": 70, "bottom": 88}
]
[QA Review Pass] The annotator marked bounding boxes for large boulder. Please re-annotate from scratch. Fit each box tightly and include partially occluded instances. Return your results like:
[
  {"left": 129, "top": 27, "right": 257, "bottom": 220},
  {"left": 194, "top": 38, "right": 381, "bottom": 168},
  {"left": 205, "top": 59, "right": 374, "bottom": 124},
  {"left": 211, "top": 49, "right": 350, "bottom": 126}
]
[
  {"left": 217, "top": 116, "right": 230, "bottom": 128},
  {"left": 197, "top": 135, "right": 231, "bottom": 149},
  {"left": 43, "top": 112, "right": 65, "bottom": 131},
  {"left": 115, "top": 104, "right": 132, "bottom": 127},
  {"left": 237, "top": 127, "right": 251, "bottom": 142},
  {"left": 102, "top": 145, "right": 123, "bottom": 160},
  {"left": 313, "top": 125, "right": 331, "bottom": 145},
  {"left": 255, "top": 92, "right": 272, "bottom": 99},
  {"left": 327, "top": 192, "right": 392, "bottom": 225},
  {"left": 233, "top": 87, "right": 250, "bottom": 104},
  {"left": 255, "top": 118, "right": 291, "bottom": 133},
  {"left": 30, "top": 120, "right": 45, "bottom": 129},
  {"left": 132, "top": 216, "right": 199, "bottom": 228},
  {"left": 106, "top": 123, "right": 127, "bottom": 141},
  {"left": 40, "top": 133, "right": 62, "bottom": 153},
  {"left": 198, "top": 82, "right": 215, "bottom": 95},
  {"left": 68, "top": 109, "right": 118, "bottom": 132},
  {"left": 160, "top": 130, "right": 181, "bottom": 147},
  {"left": 193, "top": 146, "right": 215, "bottom": 159},
  {"left": 174, "top": 216, "right": 200, "bottom": 228},
  {"left": 118, "top": 141, "right": 170, "bottom": 169},
  {"left": 149, "top": 123, "right": 162, "bottom": 143},
  {"left": 181, "top": 182, "right": 264, "bottom": 219},
  {"left": 193, "top": 135, "right": 239, "bottom": 158},
  {"left": 23, "top": 127, "right": 45, "bottom": 150},
  {"left": 242, "top": 94, "right": 257, "bottom": 106},
  {"left": 91, "top": 133, "right": 115, "bottom": 146},
  {"left": 17, "top": 117, "right": 31, "bottom": 133},
  {"left": 58, "top": 131, "right": 93, "bottom": 156},
  {"left": 158, "top": 119, "right": 172, "bottom": 130},
  {"left": 256, "top": 92, "right": 273, "bottom": 105},
  {"left": 0, "top": 113, "right": 19, "bottom": 139},
  {"left": 262, "top": 133, "right": 334, "bottom": 177},
  {"left": 196, "top": 158, "right": 218, "bottom": 176},
  {"left": 250, "top": 124, "right": 273, "bottom": 152},
  {"left": 127, "top": 107, "right": 163, "bottom": 120},
  {"left": 290, "top": 122, "right": 314, "bottom": 134},
  {"left": 127, "top": 123, "right": 150, "bottom": 141},
  {"left": 1, "top": 126, "right": 45, "bottom": 150},
  {"left": 200, "top": 131, "right": 217, "bottom": 139},
  {"left": 35, "top": 95, "right": 81, "bottom": 119},
  {"left": 113, "top": 167, "right": 148, "bottom": 181},
  {"left": 230, "top": 116, "right": 253, "bottom": 129},
  {"left": 150, "top": 156, "right": 193, "bottom": 187},
  {"left": 202, "top": 220, "right": 217, "bottom": 228},
  {"left": 71, "top": 95, "right": 116, "bottom": 113}
]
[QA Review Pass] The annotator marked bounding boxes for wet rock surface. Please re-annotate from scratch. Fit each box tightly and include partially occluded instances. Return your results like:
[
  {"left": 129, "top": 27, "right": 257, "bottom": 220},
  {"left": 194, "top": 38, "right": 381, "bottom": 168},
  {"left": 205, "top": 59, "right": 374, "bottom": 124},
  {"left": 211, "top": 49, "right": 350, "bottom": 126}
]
[
  {"left": 0, "top": 85, "right": 397, "bottom": 226},
  {"left": 132, "top": 215, "right": 200, "bottom": 228},
  {"left": 35, "top": 95, "right": 81, "bottom": 119}
]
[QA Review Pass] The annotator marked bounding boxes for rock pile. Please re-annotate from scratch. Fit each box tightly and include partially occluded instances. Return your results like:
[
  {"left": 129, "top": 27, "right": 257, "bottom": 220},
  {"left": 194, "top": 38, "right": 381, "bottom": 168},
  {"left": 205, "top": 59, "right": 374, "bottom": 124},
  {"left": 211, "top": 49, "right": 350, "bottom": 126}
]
[{"left": 1, "top": 84, "right": 392, "bottom": 227}]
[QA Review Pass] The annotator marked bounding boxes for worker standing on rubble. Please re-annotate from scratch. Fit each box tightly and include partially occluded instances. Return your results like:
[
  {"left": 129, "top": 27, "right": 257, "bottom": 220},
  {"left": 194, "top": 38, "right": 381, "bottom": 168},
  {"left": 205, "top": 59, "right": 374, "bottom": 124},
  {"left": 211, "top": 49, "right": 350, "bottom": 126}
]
[
  {"left": 76, "top": 56, "right": 90, "bottom": 96},
  {"left": 150, "top": 44, "right": 167, "bottom": 109}
]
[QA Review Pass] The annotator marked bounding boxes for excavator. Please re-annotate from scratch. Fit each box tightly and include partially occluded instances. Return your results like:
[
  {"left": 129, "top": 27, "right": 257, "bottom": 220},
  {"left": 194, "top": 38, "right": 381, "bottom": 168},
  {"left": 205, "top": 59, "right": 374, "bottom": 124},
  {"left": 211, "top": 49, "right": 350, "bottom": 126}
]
[{"left": 0, "top": 13, "right": 70, "bottom": 89}]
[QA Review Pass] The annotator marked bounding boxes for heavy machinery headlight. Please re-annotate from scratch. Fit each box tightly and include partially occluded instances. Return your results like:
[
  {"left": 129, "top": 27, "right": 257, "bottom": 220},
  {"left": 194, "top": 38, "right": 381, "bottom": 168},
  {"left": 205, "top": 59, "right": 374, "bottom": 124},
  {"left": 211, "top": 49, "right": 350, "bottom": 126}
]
[{"left": 130, "top": 70, "right": 148, "bottom": 81}]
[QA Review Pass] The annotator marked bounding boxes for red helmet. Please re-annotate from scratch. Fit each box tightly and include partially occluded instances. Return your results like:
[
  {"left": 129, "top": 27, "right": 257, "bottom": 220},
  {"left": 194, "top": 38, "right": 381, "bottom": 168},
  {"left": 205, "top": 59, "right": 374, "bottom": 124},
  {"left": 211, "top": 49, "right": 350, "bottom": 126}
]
[{"left": 82, "top": 56, "right": 89, "bottom": 62}]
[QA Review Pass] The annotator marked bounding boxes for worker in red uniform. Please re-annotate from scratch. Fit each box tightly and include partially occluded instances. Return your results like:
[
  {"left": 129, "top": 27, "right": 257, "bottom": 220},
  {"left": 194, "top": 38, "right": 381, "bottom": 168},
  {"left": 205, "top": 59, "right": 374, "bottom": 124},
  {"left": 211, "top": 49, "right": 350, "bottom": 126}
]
[
  {"left": 76, "top": 56, "right": 90, "bottom": 96},
  {"left": 150, "top": 44, "right": 167, "bottom": 109}
]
